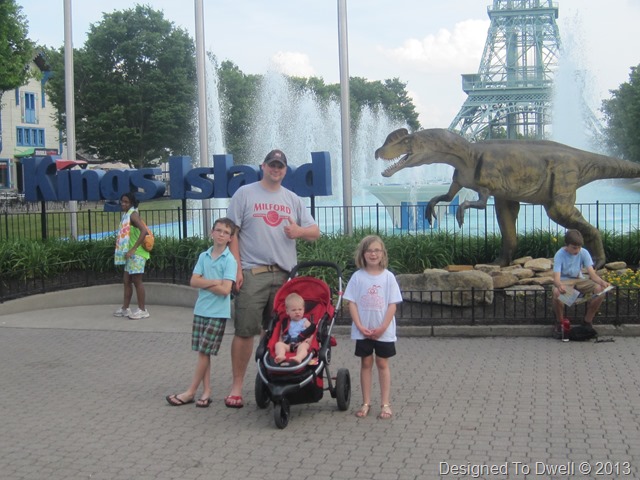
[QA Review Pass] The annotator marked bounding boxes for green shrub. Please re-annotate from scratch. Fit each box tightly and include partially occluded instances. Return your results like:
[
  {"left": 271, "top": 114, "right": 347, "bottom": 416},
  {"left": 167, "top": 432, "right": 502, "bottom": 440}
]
[{"left": 2, "top": 229, "right": 638, "bottom": 288}]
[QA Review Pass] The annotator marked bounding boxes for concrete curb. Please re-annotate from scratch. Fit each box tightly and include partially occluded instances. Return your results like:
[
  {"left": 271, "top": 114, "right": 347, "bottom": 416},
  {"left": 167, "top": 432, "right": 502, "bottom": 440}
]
[{"left": 0, "top": 282, "right": 197, "bottom": 315}]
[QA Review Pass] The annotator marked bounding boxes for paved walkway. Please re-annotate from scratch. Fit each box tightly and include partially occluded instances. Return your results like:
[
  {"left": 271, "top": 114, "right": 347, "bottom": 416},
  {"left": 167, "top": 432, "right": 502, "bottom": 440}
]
[{"left": 1, "top": 291, "right": 640, "bottom": 479}]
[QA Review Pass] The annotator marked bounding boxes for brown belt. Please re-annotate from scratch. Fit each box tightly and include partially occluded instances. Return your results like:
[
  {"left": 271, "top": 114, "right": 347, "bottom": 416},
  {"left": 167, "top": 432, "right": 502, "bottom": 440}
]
[{"left": 250, "top": 264, "right": 287, "bottom": 275}]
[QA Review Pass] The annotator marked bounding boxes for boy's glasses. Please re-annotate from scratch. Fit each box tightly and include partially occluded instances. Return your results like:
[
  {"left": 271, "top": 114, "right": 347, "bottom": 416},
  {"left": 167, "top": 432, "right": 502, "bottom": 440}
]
[{"left": 213, "top": 228, "right": 231, "bottom": 236}]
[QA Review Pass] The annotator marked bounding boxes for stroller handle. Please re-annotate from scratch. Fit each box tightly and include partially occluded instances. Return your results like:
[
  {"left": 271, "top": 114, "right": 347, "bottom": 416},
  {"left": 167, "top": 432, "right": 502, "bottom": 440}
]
[{"left": 290, "top": 261, "right": 342, "bottom": 279}]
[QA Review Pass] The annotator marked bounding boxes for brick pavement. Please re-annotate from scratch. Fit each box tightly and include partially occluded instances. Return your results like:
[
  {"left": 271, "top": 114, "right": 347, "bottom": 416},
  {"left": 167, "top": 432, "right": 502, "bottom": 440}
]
[{"left": 1, "top": 304, "right": 640, "bottom": 479}]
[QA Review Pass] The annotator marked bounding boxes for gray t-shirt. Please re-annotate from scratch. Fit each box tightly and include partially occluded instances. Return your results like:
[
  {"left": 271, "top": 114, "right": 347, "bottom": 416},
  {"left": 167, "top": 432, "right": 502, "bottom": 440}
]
[{"left": 227, "top": 182, "right": 317, "bottom": 272}]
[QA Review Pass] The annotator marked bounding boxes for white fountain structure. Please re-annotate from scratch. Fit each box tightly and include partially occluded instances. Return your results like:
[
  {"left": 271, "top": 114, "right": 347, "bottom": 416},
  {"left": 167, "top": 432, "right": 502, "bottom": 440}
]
[
  {"left": 241, "top": 70, "right": 472, "bottom": 228},
  {"left": 551, "top": 20, "right": 640, "bottom": 199}
]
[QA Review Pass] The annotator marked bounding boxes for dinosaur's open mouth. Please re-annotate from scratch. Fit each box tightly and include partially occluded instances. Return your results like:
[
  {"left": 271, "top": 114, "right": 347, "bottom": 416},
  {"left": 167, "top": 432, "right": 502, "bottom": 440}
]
[{"left": 381, "top": 154, "right": 410, "bottom": 177}]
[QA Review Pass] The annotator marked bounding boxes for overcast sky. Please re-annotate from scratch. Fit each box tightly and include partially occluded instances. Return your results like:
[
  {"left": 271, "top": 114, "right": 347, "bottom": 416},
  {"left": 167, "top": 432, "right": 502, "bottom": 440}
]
[{"left": 18, "top": 0, "right": 640, "bottom": 129}]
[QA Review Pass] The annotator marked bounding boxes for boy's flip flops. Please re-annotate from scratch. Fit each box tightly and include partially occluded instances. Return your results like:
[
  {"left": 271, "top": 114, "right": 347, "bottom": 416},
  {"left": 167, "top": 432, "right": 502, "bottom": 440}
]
[
  {"left": 196, "top": 397, "right": 212, "bottom": 408},
  {"left": 166, "top": 394, "right": 195, "bottom": 406}
]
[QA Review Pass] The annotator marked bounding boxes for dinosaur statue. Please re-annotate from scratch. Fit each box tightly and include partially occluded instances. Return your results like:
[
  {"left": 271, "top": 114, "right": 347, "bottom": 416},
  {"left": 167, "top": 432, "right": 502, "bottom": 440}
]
[{"left": 374, "top": 128, "right": 640, "bottom": 268}]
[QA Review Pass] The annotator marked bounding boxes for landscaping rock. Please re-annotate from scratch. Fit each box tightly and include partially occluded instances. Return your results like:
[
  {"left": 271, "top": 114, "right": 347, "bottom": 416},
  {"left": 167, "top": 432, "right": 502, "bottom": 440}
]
[
  {"left": 509, "top": 268, "right": 535, "bottom": 279},
  {"left": 490, "top": 271, "right": 519, "bottom": 289},
  {"left": 396, "top": 270, "right": 494, "bottom": 306},
  {"left": 535, "top": 269, "right": 554, "bottom": 278},
  {"left": 444, "top": 265, "right": 474, "bottom": 272},
  {"left": 396, "top": 256, "right": 631, "bottom": 311},
  {"left": 524, "top": 257, "right": 552, "bottom": 271},
  {"left": 605, "top": 261, "right": 627, "bottom": 270},
  {"left": 511, "top": 256, "right": 532, "bottom": 266},
  {"left": 504, "top": 285, "right": 545, "bottom": 296},
  {"left": 475, "top": 264, "right": 501, "bottom": 274},
  {"left": 518, "top": 277, "right": 554, "bottom": 286}
]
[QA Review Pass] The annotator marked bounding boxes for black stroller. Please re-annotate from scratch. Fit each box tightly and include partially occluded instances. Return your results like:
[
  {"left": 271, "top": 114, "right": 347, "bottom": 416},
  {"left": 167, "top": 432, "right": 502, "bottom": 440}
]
[{"left": 254, "top": 261, "right": 351, "bottom": 428}]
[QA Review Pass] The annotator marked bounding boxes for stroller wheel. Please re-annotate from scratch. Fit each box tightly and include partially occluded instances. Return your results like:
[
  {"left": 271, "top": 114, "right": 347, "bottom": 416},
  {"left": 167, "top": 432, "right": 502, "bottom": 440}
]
[
  {"left": 336, "top": 368, "right": 351, "bottom": 411},
  {"left": 274, "top": 398, "right": 290, "bottom": 429},
  {"left": 255, "top": 373, "right": 270, "bottom": 409}
]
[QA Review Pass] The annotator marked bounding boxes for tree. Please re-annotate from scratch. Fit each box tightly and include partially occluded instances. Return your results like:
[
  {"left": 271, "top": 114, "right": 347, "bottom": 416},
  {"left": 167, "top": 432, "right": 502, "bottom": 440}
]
[
  {"left": 601, "top": 65, "right": 640, "bottom": 163},
  {"left": 217, "top": 60, "right": 260, "bottom": 162},
  {"left": 287, "top": 75, "right": 421, "bottom": 131},
  {"left": 348, "top": 77, "right": 421, "bottom": 131},
  {"left": 45, "top": 5, "right": 197, "bottom": 167},
  {"left": 382, "top": 78, "right": 421, "bottom": 131},
  {"left": 0, "top": 0, "right": 34, "bottom": 94}
]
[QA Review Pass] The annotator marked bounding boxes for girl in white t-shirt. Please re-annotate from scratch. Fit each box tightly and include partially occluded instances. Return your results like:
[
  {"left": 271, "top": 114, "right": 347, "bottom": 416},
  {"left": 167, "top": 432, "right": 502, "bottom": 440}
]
[{"left": 343, "top": 235, "right": 402, "bottom": 420}]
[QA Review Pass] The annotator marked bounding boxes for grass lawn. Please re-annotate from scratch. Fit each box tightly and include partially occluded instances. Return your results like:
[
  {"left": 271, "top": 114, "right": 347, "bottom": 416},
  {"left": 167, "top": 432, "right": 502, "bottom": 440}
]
[{"left": 1, "top": 197, "right": 183, "bottom": 240}]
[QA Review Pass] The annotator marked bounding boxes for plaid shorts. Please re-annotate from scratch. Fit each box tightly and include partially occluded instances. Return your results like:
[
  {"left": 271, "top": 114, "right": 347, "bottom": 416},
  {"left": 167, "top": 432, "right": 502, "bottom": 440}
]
[
  {"left": 125, "top": 254, "right": 147, "bottom": 275},
  {"left": 191, "top": 315, "right": 227, "bottom": 356}
]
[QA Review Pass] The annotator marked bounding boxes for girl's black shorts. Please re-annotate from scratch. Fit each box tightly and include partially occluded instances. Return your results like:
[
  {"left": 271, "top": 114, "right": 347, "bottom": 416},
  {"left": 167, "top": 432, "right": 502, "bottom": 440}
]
[{"left": 355, "top": 339, "right": 396, "bottom": 358}]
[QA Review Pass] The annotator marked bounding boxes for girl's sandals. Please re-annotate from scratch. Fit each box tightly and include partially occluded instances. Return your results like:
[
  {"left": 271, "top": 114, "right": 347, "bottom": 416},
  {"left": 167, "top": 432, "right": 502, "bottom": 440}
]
[
  {"left": 355, "top": 403, "right": 371, "bottom": 418},
  {"left": 378, "top": 404, "right": 393, "bottom": 420}
]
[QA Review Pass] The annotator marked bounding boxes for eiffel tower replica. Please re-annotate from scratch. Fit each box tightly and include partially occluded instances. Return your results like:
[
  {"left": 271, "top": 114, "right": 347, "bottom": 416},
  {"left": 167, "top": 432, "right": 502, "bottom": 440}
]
[{"left": 449, "top": 0, "right": 601, "bottom": 142}]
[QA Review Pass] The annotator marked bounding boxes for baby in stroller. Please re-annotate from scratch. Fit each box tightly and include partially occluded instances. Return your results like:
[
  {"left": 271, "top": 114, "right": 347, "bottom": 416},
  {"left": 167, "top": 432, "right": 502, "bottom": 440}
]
[
  {"left": 255, "top": 262, "right": 351, "bottom": 429},
  {"left": 274, "top": 293, "right": 315, "bottom": 366}
]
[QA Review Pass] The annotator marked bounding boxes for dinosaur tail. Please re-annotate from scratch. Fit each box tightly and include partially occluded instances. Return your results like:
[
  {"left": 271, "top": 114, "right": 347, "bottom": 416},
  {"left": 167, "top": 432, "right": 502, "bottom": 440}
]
[{"left": 579, "top": 155, "right": 640, "bottom": 187}]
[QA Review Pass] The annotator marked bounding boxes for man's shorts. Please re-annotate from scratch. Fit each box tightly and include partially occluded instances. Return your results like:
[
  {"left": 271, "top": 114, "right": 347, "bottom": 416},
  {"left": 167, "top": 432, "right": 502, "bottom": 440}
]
[
  {"left": 125, "top": 254, "right": 147, "bottom": 275},
  {"left": 233, "top": 269, "right": 287, "bottom": 337},
  {"left": 355, "top": 339, "right": 396, "bottom": 358},
  {"left": 192, "top": 315, "right": 226, "bottom": 356}
]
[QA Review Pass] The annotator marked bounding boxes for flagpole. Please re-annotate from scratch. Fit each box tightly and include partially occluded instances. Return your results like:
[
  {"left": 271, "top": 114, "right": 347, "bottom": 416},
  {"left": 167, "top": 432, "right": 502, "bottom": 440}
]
[
  {"left": 63, "top": 0, "right": 78, "bottom": 239},
  {"left": 194, "top": 0, "right": 212, "bottom": 235},
  {"left": 337, "top": 0, "right": 352, "bottom": 235}
]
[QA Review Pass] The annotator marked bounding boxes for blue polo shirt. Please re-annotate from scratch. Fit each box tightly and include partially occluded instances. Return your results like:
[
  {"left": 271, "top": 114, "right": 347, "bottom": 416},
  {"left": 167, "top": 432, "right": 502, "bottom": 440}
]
[
  {"left": 192, "top": 246, "right": 237, "bottom": 318},
  {"left": 553, "top": 247, "right": 593, "bottom": 280}
]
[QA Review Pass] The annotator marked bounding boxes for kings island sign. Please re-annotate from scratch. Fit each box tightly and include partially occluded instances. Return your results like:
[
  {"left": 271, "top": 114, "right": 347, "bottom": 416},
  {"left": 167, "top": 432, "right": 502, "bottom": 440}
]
[{"left": 22, "top": 152, "right": 332, "bottom": 208}]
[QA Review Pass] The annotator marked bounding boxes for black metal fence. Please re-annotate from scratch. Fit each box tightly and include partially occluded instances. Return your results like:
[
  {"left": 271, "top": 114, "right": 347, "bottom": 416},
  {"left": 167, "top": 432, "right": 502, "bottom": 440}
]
[
  {"left": 3, "top": 199, "right": 640, "bottom": 324},
  {"left": 2, "top": 199, "right": 640, "bottom": 245},
  {"left": 2, "top": 256, "right": 639, "bottom": 326}
]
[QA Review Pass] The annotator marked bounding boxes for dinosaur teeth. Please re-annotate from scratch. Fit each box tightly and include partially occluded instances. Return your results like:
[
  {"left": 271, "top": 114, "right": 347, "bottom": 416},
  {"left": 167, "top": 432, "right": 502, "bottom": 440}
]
[{"left": 381, "top": 154, "right": 409, "bottom": 177}]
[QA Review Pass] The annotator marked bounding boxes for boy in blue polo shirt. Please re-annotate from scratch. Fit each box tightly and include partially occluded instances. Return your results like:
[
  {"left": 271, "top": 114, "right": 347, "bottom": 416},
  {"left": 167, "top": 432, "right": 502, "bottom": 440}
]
[
  {"left": 552, "top": 229, "right": 610, "bottom": 333},
  {"left": 166, "top": 218, "right": 238, "bottom": 408}
]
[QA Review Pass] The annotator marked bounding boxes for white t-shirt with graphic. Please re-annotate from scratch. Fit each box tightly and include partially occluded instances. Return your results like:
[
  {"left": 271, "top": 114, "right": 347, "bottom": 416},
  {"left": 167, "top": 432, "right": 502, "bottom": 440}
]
[{"left": 343, "top": 269, "right": 402, "bottom": 342}]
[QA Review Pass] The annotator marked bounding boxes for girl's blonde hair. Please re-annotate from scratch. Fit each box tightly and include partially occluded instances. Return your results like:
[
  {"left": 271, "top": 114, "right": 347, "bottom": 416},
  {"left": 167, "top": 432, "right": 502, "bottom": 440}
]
[{"left": 354, "top": 235, "right": 388, "bottom": 269}]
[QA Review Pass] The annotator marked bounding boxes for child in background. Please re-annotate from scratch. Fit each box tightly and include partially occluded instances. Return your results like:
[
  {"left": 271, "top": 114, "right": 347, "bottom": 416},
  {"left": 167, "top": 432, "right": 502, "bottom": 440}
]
[
  {"left": 274, "top": 293, "right": 313, "bottom": 366},
  {"left": 343, "top": 235, "right": 402, "bottom": 420},
  {"left": 113, "top": 192, "right": 150, "bottom": 319},
  {"left": 166, "top": 218, "right": 238, "bottom": 408},
  {"left": 552, "top": 229, "right": 610, "bottom": 332}
]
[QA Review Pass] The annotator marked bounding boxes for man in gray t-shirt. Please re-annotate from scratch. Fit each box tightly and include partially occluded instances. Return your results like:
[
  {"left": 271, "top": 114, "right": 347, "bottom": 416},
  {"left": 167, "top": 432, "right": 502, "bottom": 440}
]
[{"left": 223, "top": 149, "right": 320, "bottom": 408}]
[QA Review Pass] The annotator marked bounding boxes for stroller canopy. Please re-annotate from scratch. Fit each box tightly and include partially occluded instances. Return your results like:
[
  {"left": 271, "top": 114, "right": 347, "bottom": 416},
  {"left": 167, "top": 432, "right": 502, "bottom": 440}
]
[{"left": 273, "top": 276, "right": 335, "bottom": 321}]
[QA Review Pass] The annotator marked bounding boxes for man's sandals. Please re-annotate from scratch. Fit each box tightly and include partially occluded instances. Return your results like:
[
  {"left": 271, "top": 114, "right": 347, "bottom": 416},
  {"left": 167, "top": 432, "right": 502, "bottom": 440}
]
[{"left": 224, "top": 395, "right": 244, "bottom": 408}]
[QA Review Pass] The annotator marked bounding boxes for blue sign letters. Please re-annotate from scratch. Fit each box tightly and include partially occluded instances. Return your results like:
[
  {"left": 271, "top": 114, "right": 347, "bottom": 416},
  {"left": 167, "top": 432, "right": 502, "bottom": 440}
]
[{"left": 22, "top": 152, "right": 332, "bottom": 206}]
